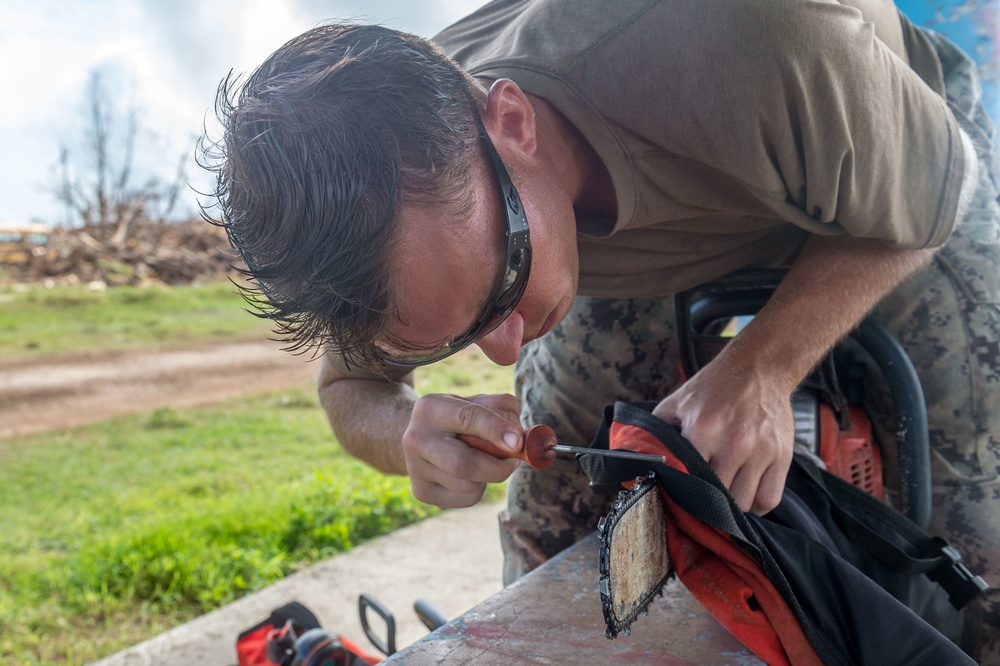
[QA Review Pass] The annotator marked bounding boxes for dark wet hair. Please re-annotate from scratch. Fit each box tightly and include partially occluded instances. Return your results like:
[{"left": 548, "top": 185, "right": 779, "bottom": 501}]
[{"left": 200, "top": 23, "right": 481, "bottom": 367}]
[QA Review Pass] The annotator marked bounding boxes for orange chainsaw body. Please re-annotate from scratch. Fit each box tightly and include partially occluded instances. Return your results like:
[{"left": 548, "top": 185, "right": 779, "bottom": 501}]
[{"left": 817, "top": 403, "right": 884, "bottom": 500}]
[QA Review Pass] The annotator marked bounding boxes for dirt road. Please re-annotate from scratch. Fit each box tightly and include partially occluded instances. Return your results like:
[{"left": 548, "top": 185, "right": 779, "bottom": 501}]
[{"left": 0, "top": 341, "right": 318, "bottom": 439}]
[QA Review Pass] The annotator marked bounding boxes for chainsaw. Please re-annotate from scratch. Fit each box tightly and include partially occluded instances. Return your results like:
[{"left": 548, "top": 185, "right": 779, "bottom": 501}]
[{"left": 596, "top": 269, "right": 934, "bottom": 639}]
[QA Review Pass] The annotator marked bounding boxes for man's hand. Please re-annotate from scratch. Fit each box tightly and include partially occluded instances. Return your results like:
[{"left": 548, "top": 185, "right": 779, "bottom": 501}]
[
  {"left": 652, "top": 236, "right": 938, "bottom": 516},
  {"left": 318, "top": 354, "right": 525, "bottom": 509},
  {"left": 653, "top": 351, "right": 796, "bottom": 515},
  {"left": 403, "top": 393, "right": 524, "bottom": 508}
]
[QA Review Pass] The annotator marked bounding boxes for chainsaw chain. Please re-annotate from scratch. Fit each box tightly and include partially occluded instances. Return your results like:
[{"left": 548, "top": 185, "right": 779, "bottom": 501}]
[{"left": 597, "top": 471, "right": 674, "bottom": 639}]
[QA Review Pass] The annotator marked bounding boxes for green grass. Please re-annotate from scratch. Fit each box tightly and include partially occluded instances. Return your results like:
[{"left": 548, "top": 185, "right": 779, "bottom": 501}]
[
  {"left": 0, "top": 281, "right": 272, "bottom": 362},
  {"left": 0, "top": 282, "right": 514, "bottom": 664}
]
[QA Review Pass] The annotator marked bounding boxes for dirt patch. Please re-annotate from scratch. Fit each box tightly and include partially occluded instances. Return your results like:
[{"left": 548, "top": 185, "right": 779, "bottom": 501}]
[{"left": 0, "top": 340, "right": 319, "bottom": 440}]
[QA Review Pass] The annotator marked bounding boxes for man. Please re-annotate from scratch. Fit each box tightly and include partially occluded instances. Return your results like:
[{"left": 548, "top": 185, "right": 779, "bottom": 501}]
[{"left": 205, "top": 0, "right": 1000, "bottom": 657}]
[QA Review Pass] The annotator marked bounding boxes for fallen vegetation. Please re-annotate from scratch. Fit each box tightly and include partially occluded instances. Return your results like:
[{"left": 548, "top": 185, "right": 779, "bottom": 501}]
[{"left": 0, "top": 218, "right": 238, "bottom": 288}]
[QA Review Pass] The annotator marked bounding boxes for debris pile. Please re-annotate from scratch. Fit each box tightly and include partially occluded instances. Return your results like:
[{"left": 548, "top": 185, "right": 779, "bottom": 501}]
[{"left": 0, "top": 219, "right": 245, "bottom": 287}]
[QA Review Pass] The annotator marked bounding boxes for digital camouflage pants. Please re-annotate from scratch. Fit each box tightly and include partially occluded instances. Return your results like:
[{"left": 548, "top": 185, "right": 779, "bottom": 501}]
[{"left": 504, "top": 29, "right": 1000, "bottom": 660}]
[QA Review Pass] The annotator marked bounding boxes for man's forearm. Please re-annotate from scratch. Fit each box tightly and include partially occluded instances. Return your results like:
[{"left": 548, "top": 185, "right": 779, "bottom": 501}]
[
  {"left": 317, "top": 371, "right": 417, "bottom": 475},
  {"left": 722, "top": 234, "right": 937, "bottom": 389},
  {"left": 739, "top": 122, "right": 977, "bottom": 380}
]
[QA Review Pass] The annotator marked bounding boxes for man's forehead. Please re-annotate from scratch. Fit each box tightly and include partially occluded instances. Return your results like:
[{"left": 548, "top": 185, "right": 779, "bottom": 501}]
[{"left": 388, "top": 203, "right": 501, "bottom": 341}]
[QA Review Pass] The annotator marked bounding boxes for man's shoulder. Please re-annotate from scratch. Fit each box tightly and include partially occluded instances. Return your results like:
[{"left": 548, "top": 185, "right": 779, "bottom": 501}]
[
  {"left": 433, "top": 0, "right": 880, "bottom": 76},
  {"left": 433, "top": 0, "right": 675, "bottom": 75}
]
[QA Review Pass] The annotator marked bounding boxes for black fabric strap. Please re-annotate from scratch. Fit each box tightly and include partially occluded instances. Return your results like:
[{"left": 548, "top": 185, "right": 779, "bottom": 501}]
[{"left": 791, "top": 458, "right": 987, "bottom": 609}]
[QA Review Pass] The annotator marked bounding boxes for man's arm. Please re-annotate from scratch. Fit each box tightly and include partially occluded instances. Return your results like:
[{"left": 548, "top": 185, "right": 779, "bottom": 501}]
[
  {"left": 316, "top": 357, "right": 417, "bottom": 474},
  {"left": 654, "top": 234, "right": 936, "bottom": 514},
  {"left": 317, "top": 353, "right": 523, "bottom": 507},
  {"left": 656, "top": 122, "right": 979, "bottom": 515}
]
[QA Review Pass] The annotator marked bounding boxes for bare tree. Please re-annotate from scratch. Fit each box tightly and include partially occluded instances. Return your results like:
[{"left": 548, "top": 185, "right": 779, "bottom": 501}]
[{"left": 53, "top": 71, "right": 187, "bottom": 251}]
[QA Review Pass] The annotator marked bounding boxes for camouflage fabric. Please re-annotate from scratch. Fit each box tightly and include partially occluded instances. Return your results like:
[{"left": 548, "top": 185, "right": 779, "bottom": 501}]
[
  {"left": 870, "top": 29, "right": 1000, "bottom": 662},
  {"left": 505, "top": 297, "right": 682, "bottom": 583},
  {"left": 504, "top": 27, "right": 1000, "bottom": 661}
]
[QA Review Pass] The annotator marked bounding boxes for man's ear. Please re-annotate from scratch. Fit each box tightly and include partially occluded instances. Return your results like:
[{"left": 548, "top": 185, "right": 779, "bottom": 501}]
[{"left": 482, "top": 79, "right": 537, "bottom": 158}]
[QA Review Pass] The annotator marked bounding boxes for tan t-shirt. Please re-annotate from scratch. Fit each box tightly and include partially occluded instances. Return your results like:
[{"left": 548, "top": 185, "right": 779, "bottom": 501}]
[{"left": 434, "top": 0, "right": 966, "bottom": 297}]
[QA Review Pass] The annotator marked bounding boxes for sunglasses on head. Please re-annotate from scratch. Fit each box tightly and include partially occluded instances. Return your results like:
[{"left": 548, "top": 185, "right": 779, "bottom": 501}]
[{"left": 381, "top": 127, "right": 532, "bottom": 368}]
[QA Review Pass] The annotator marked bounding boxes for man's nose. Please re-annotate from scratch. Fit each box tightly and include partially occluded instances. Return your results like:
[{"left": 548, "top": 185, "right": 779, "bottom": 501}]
[{"left": 475, "top": 312, "right": 525, "bottom": 367}]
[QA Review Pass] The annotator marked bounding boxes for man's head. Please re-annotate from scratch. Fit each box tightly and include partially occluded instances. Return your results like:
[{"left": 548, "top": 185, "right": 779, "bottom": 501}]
[
  {"left": 203, "top": 24, "right": 485, "bottom": 367},
  {"left": 204, "top": 23, "right": 582, "bottom": 371}
]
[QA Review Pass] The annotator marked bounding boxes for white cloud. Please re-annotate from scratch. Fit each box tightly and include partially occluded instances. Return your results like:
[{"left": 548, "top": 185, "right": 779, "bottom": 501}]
[{"left": 0, "top": 0, "right": 483, "bottom": 223}]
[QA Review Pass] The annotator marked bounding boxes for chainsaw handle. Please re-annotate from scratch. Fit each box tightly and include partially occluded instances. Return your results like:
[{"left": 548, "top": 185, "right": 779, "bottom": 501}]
[
  {"left": 458, "top": 424, "right": 558, "bottom": 469},
  {"left": 359, "top": 593, "right": 396, "bottom": 656}
]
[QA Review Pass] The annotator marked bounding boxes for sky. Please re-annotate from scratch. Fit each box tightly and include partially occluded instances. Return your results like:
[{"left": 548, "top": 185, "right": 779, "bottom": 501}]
[
  {"left": 0, "top": 0, "right": 484, "bottom": 226},
  {"left": 2, "top": 1, "right": 996, "bottom": 227}
]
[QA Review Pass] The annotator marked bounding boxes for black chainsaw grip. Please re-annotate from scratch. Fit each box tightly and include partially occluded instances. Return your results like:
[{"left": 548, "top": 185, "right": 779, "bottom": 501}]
[
  {"left": 414, "top": 598, "right": 450, "bottom": 631},
  {"left": 359, "top": 592, "right": 397, "bottom": 656},
  {"left": 852, "top": 319, "right": 931, "bottom": 529}
]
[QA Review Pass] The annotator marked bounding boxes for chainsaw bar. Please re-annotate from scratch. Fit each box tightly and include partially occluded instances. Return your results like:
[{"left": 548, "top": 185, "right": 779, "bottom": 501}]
[{"left": 597, "top": 472, "right": 673, "bottom": 639}]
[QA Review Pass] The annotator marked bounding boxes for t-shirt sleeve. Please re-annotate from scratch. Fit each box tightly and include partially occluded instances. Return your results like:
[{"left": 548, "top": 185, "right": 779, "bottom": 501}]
[
  {"left": 587, "top": 0, "right": 968, "bottom": 249},
  {"left": 730, "top": 2, "right": 965, "bottom": 248}
]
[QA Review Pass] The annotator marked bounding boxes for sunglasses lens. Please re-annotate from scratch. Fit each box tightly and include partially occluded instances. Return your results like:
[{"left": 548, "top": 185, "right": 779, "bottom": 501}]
[
  {"left": 495, "top": 247, "right": 530, "bottom": 314},
  {"left": 469, "top": 246, "right": 531, "bottom": 341},
  {"left": 381, "top": 247, "right": 531, "bottom": 367}
]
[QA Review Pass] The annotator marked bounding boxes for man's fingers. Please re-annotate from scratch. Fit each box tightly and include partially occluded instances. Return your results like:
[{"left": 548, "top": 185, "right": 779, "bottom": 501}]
[
  {"left": 466, "top": 393, "right": 522, "bottom": 426},
  {"left": 650, "top": 397, "right": 682, "bottom": 429},
  {"left": 410, "top": 475, "right": 487, "bottom": 509},
  {"left": 749, "top": 462, "right": 787, "bottom": 515},
  {"left": 727, "top": 460, "right": 786, "bottom": 515},
  {"left": 401, "top": 392, "right": 525, "bottom": 510},
  {"left": 723, "top": 460, "right": 759, "bottom": 513},
  {"left": 406, "top": 432, "right": 519, "bottom": 481},
  {"left": 437, "top": 437, "right": 522, "bottom": 483},
  {"left": 408, "top": 446, "right": 518, "bottom": 508},
  {"left": 411, "top": 393, "right": 523, "bottom": 453},
  {"left": 404, "top": 430, "right": 518, "bottom": 507}
]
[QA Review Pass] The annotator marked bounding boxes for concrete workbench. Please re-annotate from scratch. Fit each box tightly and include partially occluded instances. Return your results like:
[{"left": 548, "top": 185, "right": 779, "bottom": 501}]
[{"left": 385, "top": 533, "right": 763, "bottom": 664}]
